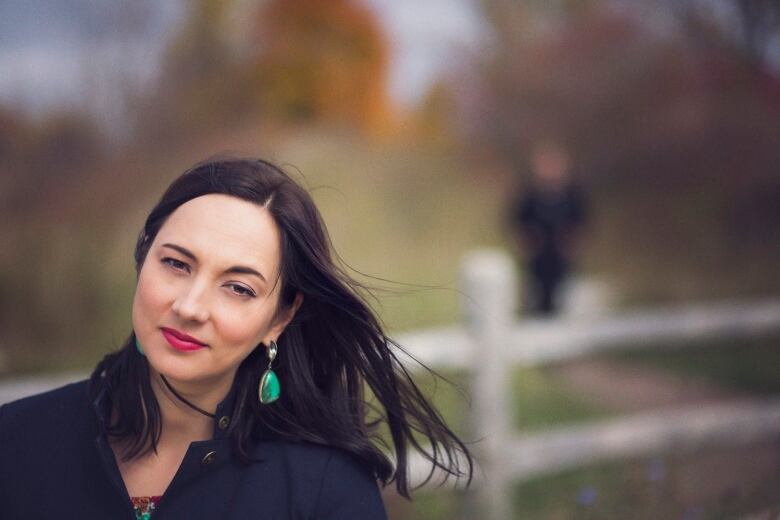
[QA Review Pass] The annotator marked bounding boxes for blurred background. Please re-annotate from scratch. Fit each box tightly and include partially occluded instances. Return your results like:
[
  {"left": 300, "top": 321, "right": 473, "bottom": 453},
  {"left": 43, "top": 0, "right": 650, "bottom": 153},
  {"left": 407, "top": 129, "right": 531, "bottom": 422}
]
[{"left": 1, "top": 0, "right": 779, "bottom": 518}]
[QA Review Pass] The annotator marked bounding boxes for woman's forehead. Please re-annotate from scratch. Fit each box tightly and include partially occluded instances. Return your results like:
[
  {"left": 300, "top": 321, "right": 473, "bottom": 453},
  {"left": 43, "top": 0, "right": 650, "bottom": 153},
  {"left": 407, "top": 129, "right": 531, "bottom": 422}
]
[{"left": 156, "top": 194, "right": 280, "bottom": 272}]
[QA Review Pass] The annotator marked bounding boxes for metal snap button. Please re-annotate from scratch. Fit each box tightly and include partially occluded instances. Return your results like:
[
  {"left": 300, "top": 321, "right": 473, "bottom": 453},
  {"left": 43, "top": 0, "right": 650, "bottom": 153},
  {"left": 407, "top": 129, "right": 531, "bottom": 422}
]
[
  {"left": 218, "top": 416, "right": 230, "bottom": 430},
  {"left": 201, "top": 450, "right": 217, "bottom": 466}
]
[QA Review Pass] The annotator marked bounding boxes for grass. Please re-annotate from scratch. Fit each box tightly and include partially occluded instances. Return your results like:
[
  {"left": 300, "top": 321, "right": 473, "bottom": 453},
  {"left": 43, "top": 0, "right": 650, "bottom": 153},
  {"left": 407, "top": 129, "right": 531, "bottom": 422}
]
[
  {"left": 277, "top": 129, "right": 508, "bottom": 331},
  {"left": 605, "top": 333, "right": 780, "bottom": 395},
  {"left": 510, "top": 366, "right": 611, "bottom": 430}
]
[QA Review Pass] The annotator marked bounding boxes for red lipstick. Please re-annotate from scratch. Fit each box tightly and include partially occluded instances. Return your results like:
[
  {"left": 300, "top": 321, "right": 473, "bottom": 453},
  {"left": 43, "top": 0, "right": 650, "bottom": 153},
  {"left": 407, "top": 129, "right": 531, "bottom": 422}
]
[{"left": 161, "top": 327, "right": 208, "bottom": 352}]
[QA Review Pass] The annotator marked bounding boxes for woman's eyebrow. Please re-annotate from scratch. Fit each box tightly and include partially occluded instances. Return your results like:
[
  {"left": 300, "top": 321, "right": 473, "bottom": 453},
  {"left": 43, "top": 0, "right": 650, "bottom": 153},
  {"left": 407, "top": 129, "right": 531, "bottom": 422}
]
[{"left": 161, "top": 242, "right": 267, "bottom": 283}]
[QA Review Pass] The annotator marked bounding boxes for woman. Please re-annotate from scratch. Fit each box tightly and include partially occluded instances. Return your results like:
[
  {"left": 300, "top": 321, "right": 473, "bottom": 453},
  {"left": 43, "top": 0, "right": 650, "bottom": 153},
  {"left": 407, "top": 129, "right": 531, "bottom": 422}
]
[{"left": 0, "top": 157, "right": 472, "bottom": 519}]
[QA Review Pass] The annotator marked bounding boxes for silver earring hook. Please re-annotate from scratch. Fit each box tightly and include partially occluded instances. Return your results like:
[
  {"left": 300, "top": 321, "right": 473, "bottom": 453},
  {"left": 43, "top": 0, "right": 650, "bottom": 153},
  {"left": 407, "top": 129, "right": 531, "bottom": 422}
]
[{"left": 267, "top": 339, "right": 278, "bottom": 367}]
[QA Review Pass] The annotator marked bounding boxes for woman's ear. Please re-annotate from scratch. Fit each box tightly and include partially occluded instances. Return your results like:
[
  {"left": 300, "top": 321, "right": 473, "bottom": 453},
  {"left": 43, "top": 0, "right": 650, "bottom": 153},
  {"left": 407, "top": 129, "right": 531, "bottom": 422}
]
[
  {"left": 267, "top": 292, "right": 304, "bottom": 342},
  {"left": 287, "top": 292, "right": 304, "bottom": 324}
]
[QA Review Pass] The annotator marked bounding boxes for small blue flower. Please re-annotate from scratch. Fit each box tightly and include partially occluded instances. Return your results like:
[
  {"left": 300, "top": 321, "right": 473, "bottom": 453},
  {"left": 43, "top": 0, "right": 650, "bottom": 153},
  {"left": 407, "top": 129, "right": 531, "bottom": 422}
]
[
  {"left": 577, "top": 485, "right": 598, "bottom": 506},
  {"left": 647, "top": 458, "right": 666, "bottom": 482},
  {"left": 682, "top": 506, "right": 704, "bottom": 520}
]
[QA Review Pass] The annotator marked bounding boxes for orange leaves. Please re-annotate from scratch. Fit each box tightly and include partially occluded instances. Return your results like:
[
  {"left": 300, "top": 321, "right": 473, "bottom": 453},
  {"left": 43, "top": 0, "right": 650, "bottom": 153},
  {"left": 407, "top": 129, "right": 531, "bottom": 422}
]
[{"left": 248, "top": 0, "right": 391, "bottom": 132}]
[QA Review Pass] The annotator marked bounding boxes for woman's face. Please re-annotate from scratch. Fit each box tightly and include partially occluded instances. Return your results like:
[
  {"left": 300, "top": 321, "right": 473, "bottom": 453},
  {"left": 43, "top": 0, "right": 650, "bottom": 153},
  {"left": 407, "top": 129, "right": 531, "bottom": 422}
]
[{"left": 132, "top": 193, "right": 297, "bottom": 389}]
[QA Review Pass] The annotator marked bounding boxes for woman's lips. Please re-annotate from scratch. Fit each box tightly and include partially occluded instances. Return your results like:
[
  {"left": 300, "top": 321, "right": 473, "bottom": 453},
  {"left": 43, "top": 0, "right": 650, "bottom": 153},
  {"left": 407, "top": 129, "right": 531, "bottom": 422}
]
[{"left": 161, "top": 328, "right": 208, "bottom": 352}]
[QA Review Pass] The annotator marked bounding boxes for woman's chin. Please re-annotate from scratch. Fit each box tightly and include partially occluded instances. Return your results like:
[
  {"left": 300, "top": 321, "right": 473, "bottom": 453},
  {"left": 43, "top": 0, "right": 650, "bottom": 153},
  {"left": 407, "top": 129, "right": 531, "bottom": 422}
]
[{"left": 146, "top": 351, "right": 212, "bottom": 385}]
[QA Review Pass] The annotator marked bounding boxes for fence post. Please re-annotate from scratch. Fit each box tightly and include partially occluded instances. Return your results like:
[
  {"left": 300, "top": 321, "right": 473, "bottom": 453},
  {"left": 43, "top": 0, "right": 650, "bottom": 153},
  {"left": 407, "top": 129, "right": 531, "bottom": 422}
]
[{"left": 461, "top": 249, "right": 517, "bottom": 520}]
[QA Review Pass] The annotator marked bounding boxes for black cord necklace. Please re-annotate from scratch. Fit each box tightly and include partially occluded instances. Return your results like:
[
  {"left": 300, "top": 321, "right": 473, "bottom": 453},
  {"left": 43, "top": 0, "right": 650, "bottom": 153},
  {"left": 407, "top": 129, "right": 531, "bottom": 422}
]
[{"left": 159, "top": 374, "right": 216, "bottom": 419}]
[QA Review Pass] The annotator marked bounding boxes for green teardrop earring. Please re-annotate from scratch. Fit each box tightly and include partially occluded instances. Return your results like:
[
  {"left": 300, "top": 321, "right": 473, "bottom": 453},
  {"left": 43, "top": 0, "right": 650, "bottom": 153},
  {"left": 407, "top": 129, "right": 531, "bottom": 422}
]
[
  {"left": 135, "top": 337, "right": 146, "bottom": 356},
  {"left": 259, "top": 340, "right": 280, "bottom": 404}
]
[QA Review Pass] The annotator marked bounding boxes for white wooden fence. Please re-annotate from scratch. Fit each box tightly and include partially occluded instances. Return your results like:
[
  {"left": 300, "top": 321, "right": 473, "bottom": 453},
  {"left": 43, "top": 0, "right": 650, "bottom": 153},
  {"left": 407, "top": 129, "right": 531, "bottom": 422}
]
[
  {"left": 2, "top": 250, "right": 780, "bottom": 520},
  {"left": 392, "top": 250, "right": 780, "bottom": 520}
]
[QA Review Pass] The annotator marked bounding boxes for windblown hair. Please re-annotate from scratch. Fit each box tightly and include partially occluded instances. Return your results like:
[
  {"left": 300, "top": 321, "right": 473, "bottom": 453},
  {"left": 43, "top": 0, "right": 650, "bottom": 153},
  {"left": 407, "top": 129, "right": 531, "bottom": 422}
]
[{"left": 88, "top": 157, "right": 472, "bottom": 498}]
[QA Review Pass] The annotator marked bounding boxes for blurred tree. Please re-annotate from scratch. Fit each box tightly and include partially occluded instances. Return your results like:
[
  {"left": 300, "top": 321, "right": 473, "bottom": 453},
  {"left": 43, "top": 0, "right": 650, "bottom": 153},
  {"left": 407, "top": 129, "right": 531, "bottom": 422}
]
[
  {"left": 245, "top": 0, "right": 391, "bottom": 132},
  {"left": 0, "top": 106, "right": 110, "bottom": 373},
  {"left": 0, "top": 107, "right": 104, "bottom": 216},
  {"left": 0, "top": 106, "right": 31, "bottom": 165},
  {"left": 675, "top": 0, "right": 780, "bottom": 69},
  {"left": 734, "top": 0, "right": 780, "bottom": 61},
  {"left": 134, "top": 0, "right": 248, "bottom": 144},
  {"left": 466, "top": 1, "right": 780, "bottom": 302},
  {"left": 413, "top": 81, "right": 458, "bottom": 143}
]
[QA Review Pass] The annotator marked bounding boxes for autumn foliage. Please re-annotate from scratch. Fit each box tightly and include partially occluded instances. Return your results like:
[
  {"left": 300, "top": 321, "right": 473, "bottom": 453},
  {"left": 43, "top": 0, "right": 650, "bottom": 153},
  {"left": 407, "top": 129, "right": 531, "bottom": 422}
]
[{"left": 248, "top": 0, "right": 391, "bottom": 132}]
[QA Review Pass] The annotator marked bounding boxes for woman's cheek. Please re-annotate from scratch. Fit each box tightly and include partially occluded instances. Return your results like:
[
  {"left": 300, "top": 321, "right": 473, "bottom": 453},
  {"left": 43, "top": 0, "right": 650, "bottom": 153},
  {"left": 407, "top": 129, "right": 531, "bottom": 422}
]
[
  {"left": 135, "top": 278, "right": 157, "bottom": 318},
  {"left": 217, "top": 314, "right": 267, "bottom": 354},
  {"left": 133, "top": 268, "right": 168, "bottom": 332}
]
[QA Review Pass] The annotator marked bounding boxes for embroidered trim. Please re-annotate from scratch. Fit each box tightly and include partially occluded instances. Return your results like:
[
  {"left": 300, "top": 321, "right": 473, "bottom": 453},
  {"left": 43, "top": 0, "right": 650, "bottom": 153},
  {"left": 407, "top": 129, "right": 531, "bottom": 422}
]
[{"left": 131, "top": 495, "right": 162, "bottom": 520}]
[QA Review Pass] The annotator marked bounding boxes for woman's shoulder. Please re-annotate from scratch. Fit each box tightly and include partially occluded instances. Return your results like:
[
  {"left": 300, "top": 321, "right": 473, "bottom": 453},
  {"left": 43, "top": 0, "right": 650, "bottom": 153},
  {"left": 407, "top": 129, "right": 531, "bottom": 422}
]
[
  {"left": 0, "top": 378, "right": 92, "bottom": 431},
  {"left": 255, "top": 440, "right": 387, "bottom": 517},
  {"left": 257, "top": 439, "right": 372, "bottom": 477},
  {"left": 1, "top": 378, "right": 89, "bottom": 412}
]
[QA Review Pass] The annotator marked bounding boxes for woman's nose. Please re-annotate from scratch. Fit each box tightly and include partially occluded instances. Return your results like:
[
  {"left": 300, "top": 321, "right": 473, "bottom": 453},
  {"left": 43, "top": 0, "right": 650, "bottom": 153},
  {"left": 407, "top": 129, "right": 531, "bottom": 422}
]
[{"left": 171, "top": 283, "right": 210, "bottom": 322}]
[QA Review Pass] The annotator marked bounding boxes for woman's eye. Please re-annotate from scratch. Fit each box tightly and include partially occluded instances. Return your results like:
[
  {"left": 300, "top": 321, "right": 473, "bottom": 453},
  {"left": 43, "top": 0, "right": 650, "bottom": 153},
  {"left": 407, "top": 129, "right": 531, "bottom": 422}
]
[
  {"left": 162, "top": 257, "right": 189, "bottom": 272},
  {"left": 227, "top": 284, "right": 256, "bottom": 298}
]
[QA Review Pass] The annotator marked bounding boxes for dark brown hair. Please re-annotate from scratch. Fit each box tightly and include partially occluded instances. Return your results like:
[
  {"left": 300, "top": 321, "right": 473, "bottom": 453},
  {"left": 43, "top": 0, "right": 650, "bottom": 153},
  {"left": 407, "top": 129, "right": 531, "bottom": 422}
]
[{"left": 89, "top": 157, "right": 473, "bottom": 498}]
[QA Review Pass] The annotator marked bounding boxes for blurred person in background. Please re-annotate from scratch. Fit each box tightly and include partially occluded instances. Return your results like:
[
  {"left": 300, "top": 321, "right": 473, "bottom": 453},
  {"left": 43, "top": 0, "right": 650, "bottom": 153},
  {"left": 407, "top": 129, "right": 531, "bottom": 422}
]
[
  {"left": 509, "top": 141, "right": 588, "bottom": 316},
  {"left": 0, "top": 157, "right": 472, "bottom": 519}
]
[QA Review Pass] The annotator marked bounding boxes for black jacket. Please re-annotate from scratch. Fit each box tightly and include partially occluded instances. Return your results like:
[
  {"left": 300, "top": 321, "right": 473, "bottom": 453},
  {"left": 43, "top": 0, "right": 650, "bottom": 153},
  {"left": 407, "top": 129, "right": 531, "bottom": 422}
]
[{"left": 0, "top": 380, "right": 388, "bottom": 519}]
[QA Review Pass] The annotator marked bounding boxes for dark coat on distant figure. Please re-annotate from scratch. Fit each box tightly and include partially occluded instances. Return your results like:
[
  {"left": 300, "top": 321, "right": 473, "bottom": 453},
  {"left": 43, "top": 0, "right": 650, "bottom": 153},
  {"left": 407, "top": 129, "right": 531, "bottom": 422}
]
[
  {"left": 0, "top": 380, "right": 388, "bottom": 519},
  {"left": 510, "top": 183, "right": 588, "bottom": 314}
]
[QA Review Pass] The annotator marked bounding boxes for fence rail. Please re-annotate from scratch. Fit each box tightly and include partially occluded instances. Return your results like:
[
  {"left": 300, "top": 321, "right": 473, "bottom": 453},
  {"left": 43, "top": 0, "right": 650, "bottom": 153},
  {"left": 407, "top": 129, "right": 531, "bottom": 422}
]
[{"left": 394, "top": 299, "right": 780, "bottom": 368}]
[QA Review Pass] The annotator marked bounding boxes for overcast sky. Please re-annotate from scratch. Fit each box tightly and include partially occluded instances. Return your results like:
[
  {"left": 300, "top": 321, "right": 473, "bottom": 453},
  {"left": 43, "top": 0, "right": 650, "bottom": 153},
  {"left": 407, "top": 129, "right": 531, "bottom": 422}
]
[{"left": 0, "top": 0, "right": 486, "bottom": 121}]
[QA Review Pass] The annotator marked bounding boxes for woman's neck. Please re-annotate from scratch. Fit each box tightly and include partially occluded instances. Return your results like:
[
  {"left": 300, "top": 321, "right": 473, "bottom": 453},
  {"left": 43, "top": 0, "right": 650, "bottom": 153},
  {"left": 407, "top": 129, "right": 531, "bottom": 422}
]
[{"left": 148, "top": 370, "right": 232, "bottom": 443}]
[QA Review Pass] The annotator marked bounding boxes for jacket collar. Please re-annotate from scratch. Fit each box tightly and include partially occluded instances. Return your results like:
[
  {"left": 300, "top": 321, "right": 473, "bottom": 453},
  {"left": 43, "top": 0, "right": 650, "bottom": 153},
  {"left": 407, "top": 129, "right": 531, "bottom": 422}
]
[
  {"left": 90, "top": 374, "right": 266, "bottom": 507},
  {"left": 92, "top": 374, "right": 241, "bottom": 442}
]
